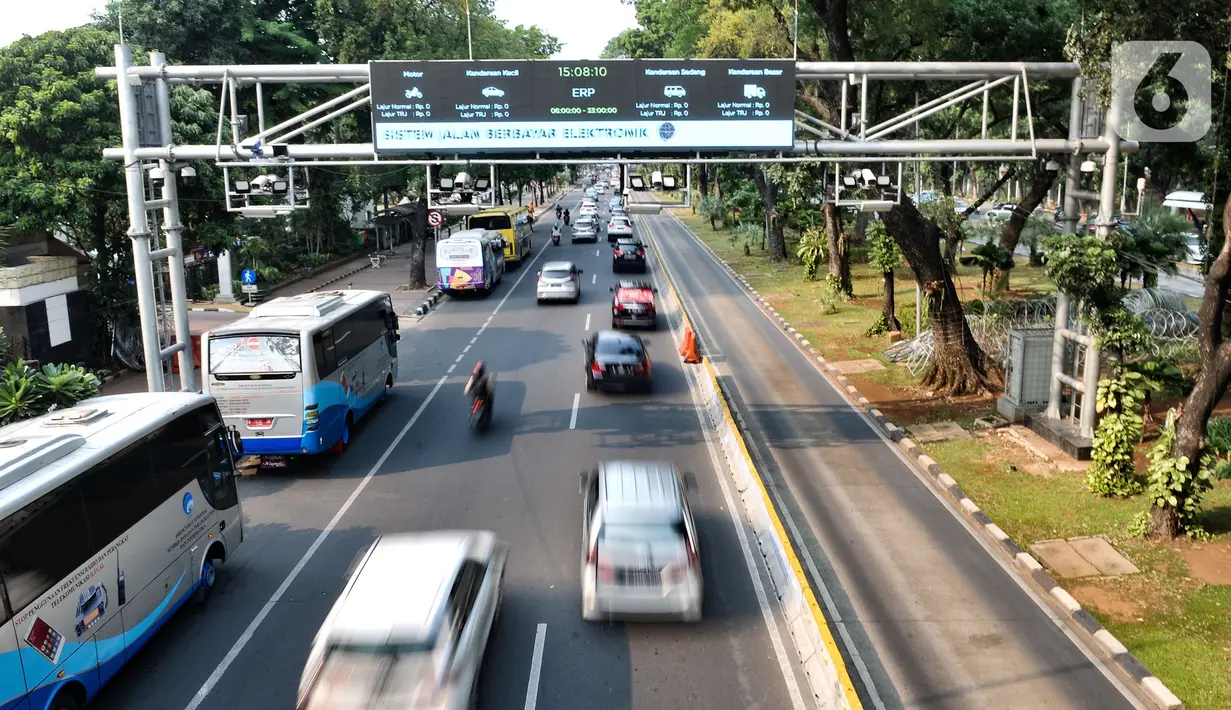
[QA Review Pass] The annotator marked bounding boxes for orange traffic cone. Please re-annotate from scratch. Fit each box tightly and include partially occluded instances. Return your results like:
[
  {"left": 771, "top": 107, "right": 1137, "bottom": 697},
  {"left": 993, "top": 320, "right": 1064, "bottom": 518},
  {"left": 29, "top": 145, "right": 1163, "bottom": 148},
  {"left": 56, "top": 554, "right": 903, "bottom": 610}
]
[
  {"left": 678, "top": 328, "right": 691, "bottom": 357},
  {"left": 680, "top": 328, "right": 702, "bottom": 364}
]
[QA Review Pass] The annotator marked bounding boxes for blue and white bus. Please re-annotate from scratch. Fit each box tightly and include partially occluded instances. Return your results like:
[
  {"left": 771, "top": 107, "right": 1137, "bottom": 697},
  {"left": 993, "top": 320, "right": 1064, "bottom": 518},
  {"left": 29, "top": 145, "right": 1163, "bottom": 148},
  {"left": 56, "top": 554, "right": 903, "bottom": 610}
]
[
  {"left": 202, "top": 290, "right": 400, "bottom": 461},
  {"left": 0, "top": 392, "right": 244, "bottom": 710}
]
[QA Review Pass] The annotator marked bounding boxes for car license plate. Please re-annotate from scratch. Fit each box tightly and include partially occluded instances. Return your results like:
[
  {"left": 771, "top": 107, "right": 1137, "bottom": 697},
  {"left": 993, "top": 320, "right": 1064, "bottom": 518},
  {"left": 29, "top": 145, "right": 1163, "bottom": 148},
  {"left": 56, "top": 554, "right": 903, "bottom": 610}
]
[
  {"left": 624, "top": 254, "right": 637, "bottom": 259},
  {"left": 247, "top": 418, "right": 272, "bottom": 428}
]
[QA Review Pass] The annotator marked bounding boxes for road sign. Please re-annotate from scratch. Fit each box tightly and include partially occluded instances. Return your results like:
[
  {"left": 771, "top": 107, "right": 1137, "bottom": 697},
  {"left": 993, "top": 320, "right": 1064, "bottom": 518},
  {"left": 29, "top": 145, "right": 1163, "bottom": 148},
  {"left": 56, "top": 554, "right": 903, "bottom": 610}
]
[
  {"left": 369, "top": 59, "right": 795, "bottom": 154},
  {"left": 241, "top": 284, "right": 259, "bottom": 294},
  {"left": 246, "top": 337, "right": 261, "bottom": 350},
  {"left": 428, "top": 210, "right": 443, "bottom": 227},
  {"left": 240, "top": 268, "right": 257, "bottom": 285}
]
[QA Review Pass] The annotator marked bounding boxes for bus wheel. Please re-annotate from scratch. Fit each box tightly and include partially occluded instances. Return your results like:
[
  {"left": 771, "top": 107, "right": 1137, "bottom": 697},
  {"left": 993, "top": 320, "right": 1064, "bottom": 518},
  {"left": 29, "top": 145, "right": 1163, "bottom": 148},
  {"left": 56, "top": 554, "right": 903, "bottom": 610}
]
[
  {"left": 330, "top": 414, "right": 352, "bottom": 454},
  {"left": 196, "top": 559, "right": 218, "bottom": 604},
  {"left": 49, "top": 687, "right": 84, "bottom": 710}
]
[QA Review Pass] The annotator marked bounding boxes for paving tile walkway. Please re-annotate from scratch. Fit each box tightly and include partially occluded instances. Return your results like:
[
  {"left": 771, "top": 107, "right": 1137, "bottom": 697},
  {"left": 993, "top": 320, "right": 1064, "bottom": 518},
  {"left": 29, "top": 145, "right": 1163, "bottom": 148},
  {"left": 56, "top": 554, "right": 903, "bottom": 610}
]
[{"left": 906, "top": 420, "right": 974, "bottom": 442}]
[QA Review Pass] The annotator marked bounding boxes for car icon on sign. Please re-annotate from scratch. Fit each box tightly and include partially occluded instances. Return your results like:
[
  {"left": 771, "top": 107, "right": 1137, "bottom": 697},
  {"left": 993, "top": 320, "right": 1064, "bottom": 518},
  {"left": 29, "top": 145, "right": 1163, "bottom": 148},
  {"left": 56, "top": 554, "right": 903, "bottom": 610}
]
[
  {"left": 405, "top": 87, "right": 423, "bottom": 99},
  {"left": 482, "top": 86, "right": 505, "bottom": 98},
  {"left": 664, "top": 85, "right": 686, "bottom": 98}
]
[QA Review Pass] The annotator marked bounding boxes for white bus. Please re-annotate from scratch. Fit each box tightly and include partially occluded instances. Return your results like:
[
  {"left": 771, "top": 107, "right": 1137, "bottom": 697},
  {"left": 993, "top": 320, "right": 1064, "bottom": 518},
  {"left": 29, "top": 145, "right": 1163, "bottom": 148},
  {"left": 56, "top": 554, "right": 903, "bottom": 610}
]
[
  {"left": 202, "top": 290, "right": 400, "bottom": 462},
  {"left": 0, "top": 392, "right": 244, "bottom": 710},
  {"left": 436, "top": 229, "right": 506, "bottom": 296}
]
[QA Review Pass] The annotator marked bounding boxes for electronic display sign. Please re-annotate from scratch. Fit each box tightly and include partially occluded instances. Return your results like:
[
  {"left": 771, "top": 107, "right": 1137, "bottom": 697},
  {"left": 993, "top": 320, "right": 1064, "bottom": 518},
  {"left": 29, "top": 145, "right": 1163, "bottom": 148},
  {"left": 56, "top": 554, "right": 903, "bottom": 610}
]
[{"left": 369, "top": 59, "right": 796, "bottom": 153}]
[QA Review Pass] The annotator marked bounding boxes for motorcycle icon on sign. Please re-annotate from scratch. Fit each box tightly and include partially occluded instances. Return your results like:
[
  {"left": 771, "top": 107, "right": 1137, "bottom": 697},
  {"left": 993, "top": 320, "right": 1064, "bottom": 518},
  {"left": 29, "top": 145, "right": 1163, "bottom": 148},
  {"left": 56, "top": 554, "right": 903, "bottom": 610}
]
[{"left": 405, "top": 87, "right": 424, "bottom": 99}]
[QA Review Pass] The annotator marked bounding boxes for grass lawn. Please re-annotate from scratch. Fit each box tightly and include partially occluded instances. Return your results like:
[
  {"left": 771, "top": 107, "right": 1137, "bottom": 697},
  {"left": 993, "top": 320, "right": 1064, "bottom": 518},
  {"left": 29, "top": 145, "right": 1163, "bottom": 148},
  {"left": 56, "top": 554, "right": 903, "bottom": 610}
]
[{"left": 666, "top": 207, "right": 1231, "bottom": 710}]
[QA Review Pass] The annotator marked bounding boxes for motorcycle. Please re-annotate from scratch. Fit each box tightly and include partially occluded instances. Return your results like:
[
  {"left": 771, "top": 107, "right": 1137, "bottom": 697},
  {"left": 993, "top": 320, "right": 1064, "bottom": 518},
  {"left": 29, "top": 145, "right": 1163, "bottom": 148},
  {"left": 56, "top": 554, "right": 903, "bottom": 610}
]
[
  {"left": 551, "top": 226, "right": 562, "bottom": 245},
  {"left": 469, "top": 378, "right": 496, "bottom": 433},
  {"left": 563, "top": 212, "right": 571, "bottom": 226}
]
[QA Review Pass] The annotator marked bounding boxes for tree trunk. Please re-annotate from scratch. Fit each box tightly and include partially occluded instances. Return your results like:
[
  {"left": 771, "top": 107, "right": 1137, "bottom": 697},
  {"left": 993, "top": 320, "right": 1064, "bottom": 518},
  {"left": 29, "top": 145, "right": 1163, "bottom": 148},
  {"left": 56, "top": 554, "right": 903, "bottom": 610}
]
[
  {"left": 883, "top": 200, "right": 1002, "bottom": 395},
  {"left": 753, "top": 168, "right": 787, "bottom": 261},
  {"left": 993, "top": 160, "right": 1058, "bottom": 291},
  {"left": 406, "top": 198, "right": 429, "bottom": 289},
  {"left": 823, "top": 203, "right": 852, "bottom": 295},
  {"left": 1150, "top": 193, "right": 1231, "bottom": 539},
  {"left": 882, "top": 269, "right": 901, "bottom": 330},
  {"left": 853, "top": 211, "right": 871, "bottom": 246},
  {"left": 698, "top": 164, "right": 710, "bottom": 198}
]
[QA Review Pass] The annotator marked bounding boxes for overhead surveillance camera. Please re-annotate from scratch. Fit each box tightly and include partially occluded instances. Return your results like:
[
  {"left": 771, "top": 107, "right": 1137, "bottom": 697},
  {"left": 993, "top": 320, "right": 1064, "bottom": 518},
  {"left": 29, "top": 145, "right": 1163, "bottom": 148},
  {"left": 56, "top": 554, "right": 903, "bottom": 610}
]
[
  {"left": 250, "top": 175, "right": 273, "bottom": 192},
  {"left": 179, "top": 166, "right": 197, "bottom": 186},
  {"left": 150, "top": 167, "right": 167, "bottom": 188},
  {"left": 859, "top": 169, "right": 877, "bottom": 187}
]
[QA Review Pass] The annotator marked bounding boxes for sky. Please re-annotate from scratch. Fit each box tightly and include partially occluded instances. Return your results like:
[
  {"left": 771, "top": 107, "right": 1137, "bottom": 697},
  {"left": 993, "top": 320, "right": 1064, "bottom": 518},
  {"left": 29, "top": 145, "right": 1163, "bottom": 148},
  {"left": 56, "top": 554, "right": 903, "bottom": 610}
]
[{"left": 0, "top": 0, "right": 639, "bottom": 59}]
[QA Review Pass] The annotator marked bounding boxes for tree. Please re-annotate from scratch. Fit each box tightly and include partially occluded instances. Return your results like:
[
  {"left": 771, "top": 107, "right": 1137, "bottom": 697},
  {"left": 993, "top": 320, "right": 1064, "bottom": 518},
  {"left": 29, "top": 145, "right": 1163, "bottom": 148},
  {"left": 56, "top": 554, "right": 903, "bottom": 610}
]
[
  {"left": 992, "top": 159, "right": 1060, "bottom": 291},
  {"left": 866, "top": 219, "right": 903, "bottom": 332},
  {"left": 751, "top": 167, "right": 787, "bottom": 262},
  {"left": 601, "top": 0, "right": 707, "bottom": 59},
  {"left": 1146, "top": 194, "right": 1231, "bottom": 539}
]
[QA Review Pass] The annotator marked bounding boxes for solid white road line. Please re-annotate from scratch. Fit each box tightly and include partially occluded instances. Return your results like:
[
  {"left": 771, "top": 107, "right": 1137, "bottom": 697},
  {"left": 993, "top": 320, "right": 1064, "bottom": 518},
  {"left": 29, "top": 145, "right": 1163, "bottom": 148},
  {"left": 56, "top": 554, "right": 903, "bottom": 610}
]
[
  {"left": 182, "top": 225, "right": 553, "bottom": 710},
  {"left": 523, "top": 623, "right": 548, "bottom": 710},
  {"left": 569, "top": 393, "right": 580, "bottom": 430},
  {"left": 584, "top": 313, "right": 591, "bottom": 331},
  {"left": 592, "top": 273, "right": 596, "bottom": 284}
]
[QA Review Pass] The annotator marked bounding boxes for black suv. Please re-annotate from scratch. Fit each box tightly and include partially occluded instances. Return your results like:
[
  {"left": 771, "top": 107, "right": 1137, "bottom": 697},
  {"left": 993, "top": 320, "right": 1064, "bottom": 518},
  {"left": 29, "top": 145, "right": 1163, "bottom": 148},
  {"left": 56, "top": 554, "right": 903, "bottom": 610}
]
[
  {"left": 582, "top": 330, "right": 652, "bottom": 393},
  {"left": 611, "top": 238, "right": 646, "bottom": 273}
]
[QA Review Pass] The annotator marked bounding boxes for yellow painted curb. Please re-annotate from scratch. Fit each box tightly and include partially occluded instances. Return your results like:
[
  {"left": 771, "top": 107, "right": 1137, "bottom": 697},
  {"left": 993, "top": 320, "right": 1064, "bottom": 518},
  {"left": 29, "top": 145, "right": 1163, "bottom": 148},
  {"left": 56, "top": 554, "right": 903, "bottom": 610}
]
[{"left": 642, "top": 216, "right": 864, "bottom": 710}]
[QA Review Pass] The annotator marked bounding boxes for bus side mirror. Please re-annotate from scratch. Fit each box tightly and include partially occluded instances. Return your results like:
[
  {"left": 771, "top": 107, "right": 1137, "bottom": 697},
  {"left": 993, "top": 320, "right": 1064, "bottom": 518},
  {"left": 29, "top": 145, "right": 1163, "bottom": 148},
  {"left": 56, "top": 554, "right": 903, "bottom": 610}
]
[{"left": 227, "top": 425, "right": 244, "bottom": 456}]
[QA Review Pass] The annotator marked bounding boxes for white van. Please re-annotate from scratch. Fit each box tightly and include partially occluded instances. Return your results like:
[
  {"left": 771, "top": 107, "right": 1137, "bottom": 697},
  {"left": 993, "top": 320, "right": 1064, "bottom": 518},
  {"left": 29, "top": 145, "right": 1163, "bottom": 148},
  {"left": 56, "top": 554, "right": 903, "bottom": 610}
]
[
  {"left": 436, "top": 229, "right": 507, "bottom": 296},
  {"left": 297, "top": 531, "right": 508, "bottom": 710}
]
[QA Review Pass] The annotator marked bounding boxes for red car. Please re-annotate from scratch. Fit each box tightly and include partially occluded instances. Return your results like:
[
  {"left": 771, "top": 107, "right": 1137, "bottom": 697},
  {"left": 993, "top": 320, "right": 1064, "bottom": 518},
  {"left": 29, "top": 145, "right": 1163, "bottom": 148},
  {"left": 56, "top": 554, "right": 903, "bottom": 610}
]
[{"left": 610, "top": 280, "right": 658, "bottom": 329}]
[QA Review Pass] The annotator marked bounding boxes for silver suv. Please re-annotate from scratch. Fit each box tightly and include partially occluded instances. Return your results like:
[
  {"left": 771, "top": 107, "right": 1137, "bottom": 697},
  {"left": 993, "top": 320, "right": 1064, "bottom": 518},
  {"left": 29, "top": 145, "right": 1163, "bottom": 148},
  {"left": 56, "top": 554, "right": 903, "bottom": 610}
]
[
  {"left": 578, "top": 460, "right": 703, "bottom": 622},
  {"left": 536, "top": 261, "right": 582, "bottom": 304}
]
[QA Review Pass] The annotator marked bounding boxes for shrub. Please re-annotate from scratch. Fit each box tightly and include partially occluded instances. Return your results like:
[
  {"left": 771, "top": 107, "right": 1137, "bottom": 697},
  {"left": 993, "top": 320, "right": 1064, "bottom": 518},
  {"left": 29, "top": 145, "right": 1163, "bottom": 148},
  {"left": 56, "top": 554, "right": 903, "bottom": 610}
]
[{"left": 0, "top": 360, "right": 101, "bottom": 426}]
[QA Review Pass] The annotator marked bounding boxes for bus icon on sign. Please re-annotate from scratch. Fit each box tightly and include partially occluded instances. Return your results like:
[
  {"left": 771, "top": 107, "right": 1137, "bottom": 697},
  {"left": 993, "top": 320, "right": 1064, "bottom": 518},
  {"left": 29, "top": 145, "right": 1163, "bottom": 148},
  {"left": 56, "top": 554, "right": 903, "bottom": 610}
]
[{"left": 743, "top": 84, "right": 766, "bottom": 99}]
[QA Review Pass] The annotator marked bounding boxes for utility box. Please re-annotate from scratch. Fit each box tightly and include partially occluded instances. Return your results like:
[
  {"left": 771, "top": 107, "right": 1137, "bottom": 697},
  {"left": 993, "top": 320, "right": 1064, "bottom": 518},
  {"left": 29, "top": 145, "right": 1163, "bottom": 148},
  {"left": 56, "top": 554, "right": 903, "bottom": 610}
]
[{"left": 997, "top": 327, "right": 1055, "bottom": 423}]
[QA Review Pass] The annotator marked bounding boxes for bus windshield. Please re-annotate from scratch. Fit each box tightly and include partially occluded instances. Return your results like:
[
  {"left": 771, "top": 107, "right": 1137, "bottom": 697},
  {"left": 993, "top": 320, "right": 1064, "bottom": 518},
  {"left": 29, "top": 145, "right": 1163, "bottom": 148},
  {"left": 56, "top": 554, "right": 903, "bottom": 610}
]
[
  {"left": 468, "top": 214, "right": 512, "bottom": 231},
  {"left": 209, "top": 334, "right": 301, "bottom": 375}
]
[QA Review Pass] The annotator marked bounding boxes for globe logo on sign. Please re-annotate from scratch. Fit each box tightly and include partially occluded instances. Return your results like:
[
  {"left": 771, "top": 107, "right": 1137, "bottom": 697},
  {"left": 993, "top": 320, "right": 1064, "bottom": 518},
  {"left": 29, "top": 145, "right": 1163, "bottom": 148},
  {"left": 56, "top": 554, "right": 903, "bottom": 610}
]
[
  {"left": 182, "top": 492, "right": 194, "bottom": 516},
  {"left": 658, "top": 122, "right": 676, "bottom": 141}
]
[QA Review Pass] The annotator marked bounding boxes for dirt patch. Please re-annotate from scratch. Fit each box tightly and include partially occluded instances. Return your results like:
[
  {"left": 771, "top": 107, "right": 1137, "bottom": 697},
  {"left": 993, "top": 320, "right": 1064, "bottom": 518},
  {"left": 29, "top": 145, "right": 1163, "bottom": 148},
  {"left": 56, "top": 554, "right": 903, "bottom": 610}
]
[
  {"left": 1176, "top": 539, "right": 1231, "bottom": 586},
  {"left": 793, "top": 320, "right": 831, "bottom": 329},
  {"left": 1068, "top": 581, "right": 1144, "bottom": 622},
  {"left": 759, "top": 292, "right": 797, "bottom": 303},
  {"left": 989, "top": 436, "right": 1055, "bottom": 477},
  {"left": 852, "top": 377, "right": 996, "bottom": 425}
]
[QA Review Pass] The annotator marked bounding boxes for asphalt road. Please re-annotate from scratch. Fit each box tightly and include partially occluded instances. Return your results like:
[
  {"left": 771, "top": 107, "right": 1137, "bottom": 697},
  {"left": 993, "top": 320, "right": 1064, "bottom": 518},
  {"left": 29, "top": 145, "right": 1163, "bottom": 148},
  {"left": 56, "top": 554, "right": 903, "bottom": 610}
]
[
  {"left": 633, "top": 193, "right": 1149, "bottom": 710},
  {"left": 89, "top": 188, "right": 810, "bottom": 710}
]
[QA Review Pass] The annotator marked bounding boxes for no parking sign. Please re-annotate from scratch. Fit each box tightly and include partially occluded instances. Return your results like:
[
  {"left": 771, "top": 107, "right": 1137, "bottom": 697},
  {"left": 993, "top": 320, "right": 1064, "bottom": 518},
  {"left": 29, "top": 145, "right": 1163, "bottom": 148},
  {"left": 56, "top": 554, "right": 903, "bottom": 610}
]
[{"left": 428, "top": 210, "right": 443, "bottom": 227}]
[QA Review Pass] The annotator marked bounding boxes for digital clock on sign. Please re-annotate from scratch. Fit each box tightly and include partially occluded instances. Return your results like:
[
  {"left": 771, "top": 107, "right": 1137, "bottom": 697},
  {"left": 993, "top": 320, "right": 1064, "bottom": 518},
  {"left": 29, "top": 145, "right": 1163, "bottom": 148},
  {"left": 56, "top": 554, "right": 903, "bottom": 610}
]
[{"left": 558, "top": 66, "right": 609, "bottom": 78}]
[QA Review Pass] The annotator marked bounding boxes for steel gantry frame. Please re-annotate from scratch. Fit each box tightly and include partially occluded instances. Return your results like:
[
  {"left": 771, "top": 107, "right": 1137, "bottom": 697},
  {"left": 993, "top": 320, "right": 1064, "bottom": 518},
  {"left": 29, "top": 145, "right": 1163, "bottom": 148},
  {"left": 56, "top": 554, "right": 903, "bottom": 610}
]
[{"left": 96, "top": 50, "right": 1132, "bottom": 430}]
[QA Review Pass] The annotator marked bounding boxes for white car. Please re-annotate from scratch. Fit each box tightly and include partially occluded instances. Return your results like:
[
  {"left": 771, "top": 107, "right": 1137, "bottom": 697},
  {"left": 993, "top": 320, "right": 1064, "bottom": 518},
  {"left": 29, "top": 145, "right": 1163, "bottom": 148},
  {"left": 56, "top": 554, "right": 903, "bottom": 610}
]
[
  {"left": 297, "top": 531, "right": 507, "bottom": 710},
  {"left": 481, "top": 86, "right": 504, "bottom": 98},
  {"left": 571, "top": 220, "right": 599, "bottom": 243},
  {"left": 537, "top": 261, "right": 583, "bottom": 304},
  {"left": 986, "top": 207, "right": 1017, "bottom": 222},
  {"left": 579, "top": 205, "right": 598, "bottom": 218},
  {"left": 608, "top": 217, "right": 633, "bottom": 238},
  {"left": 580, "top": 461, "right": 702, "bottom": 622}
]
